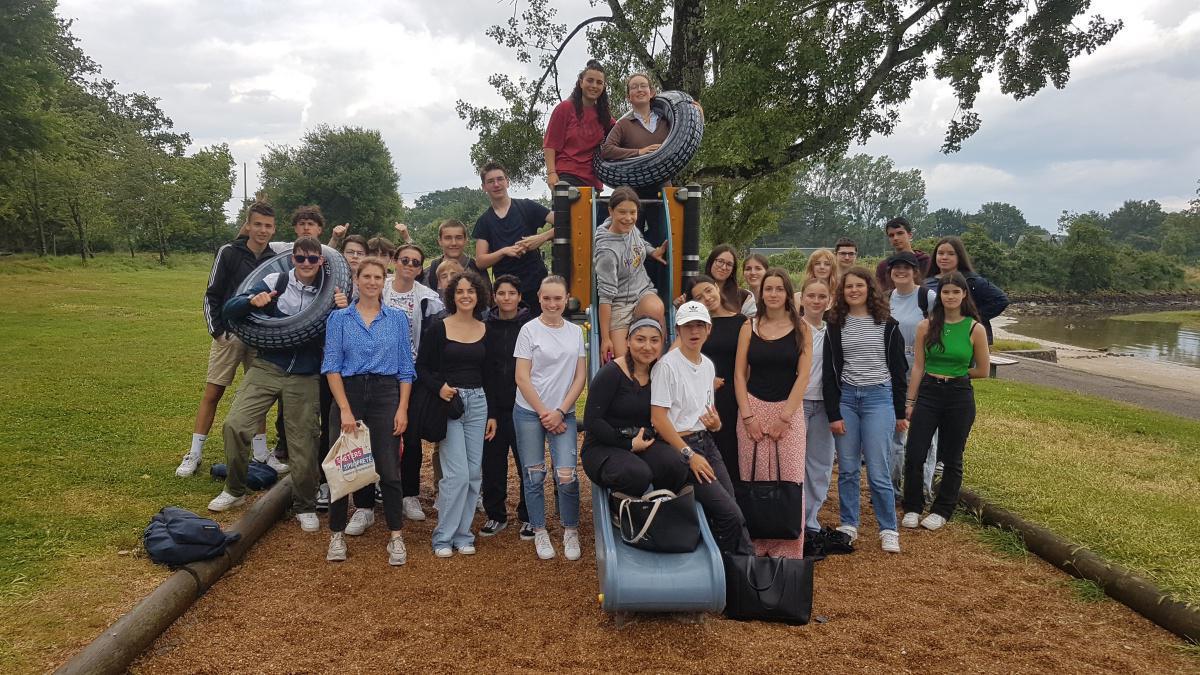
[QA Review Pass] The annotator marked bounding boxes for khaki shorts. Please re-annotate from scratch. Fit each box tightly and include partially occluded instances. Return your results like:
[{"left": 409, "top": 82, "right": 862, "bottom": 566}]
[
  {"left": 608, "top": 301, "right": 638, "bottom": 332},
  {"left": 206, "top": 334, "right": 256, "bottom": 387}
]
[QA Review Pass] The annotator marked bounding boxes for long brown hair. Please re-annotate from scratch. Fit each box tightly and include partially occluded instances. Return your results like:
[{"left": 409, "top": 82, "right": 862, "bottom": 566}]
[
  {"left": 924, "top": 271, "right": 983, "bottom": 353},
  {"left": 756, "top": 267, "right": 806, "bottom": 355},
  {"left": 827, "top": 266, "right": 890, "bottom": 327},
  {"left": 571, "top": 59, "right": 613, "bottom": 133},
  {"left": 928, "top": 236, "right": 975, "bottom": 278},
  {"left": 704, "top": 244, "right": 747, "bottom": 313}
]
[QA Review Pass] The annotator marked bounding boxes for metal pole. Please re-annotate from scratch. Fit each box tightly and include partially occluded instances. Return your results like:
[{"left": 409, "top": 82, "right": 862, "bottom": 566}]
[
  {"left": 682, "top": 183, "right": 702, "bottom": 283},
  {"left": 551, "top": 181, "right": 573, "bottom": 287}
]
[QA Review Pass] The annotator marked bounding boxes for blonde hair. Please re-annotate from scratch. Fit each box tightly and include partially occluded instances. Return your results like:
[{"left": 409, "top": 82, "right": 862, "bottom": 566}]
[{"left": 803, "top": 248, "right": 839, "bottom": 293}]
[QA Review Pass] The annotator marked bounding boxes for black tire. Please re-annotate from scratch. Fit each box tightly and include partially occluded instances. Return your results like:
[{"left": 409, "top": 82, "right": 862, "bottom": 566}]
[
  {"left": 229, "top": 245, "right": 351, "bottom": 350},
  {"left": 594, "top": 90, "right": 705, "bottom": 188}
]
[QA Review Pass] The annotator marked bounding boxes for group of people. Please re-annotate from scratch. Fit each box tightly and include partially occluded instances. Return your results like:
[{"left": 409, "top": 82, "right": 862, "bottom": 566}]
[{"left": 178, "top": 58, "right": 1010, "bottom": 568}]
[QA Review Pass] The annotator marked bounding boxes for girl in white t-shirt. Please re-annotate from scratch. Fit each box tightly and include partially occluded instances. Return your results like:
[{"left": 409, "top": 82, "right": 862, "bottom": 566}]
[{"left": 513, "top": 276, "right": 587, "bottom": 561}]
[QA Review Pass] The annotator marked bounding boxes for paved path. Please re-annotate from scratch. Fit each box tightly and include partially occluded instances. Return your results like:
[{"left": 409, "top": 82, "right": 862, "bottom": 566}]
[{"left": 998, "top": 355, "right": 1200, "bottom": 421}]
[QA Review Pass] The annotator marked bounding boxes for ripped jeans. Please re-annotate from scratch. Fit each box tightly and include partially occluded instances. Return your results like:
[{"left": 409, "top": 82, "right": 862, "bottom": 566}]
[{"left": 513, "top": 404, "right": 580, "bottom": 530}]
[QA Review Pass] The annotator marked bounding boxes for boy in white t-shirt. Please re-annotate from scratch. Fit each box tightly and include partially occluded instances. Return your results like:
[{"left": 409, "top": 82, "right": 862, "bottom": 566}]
[{"left": 649, "top": 301, "right": 753, "bottom": 555}]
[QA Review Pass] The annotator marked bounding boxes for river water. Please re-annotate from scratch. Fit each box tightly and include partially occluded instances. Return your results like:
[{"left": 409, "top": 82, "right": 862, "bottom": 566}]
[{"left": 1008, "top": 311, "right": 1200, "bottom": 370}]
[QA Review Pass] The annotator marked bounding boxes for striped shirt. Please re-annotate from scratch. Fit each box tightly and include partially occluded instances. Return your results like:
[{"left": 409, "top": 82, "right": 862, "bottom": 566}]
[
  {"left": 321, "top": 303, "right": 416, "bottom": 383},
  {"left": 840, "top": 315, "right": 890, "bottom": 386}
]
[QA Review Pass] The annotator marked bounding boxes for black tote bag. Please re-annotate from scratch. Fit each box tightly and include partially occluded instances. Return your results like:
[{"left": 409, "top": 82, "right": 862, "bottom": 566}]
[
  {"left": 613, "top": 487, "right": 700, "bottom": 553},
  {"left": 734, "top": 440, "right": 805, "bottom": 539},
  {"left": 723, "top": 552, "right": 814, "bottom": 624}
]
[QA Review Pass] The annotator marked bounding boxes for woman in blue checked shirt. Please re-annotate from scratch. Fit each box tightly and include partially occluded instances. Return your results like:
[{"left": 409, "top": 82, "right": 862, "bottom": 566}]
[{"left": 321, "top": 256, "right": 416, "bottom": 566}]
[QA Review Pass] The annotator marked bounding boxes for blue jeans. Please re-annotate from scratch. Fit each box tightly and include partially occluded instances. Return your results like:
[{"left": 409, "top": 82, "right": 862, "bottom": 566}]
[
  {"left": 432, "top": 387, "right": 486, "bottom": 550},
  {"left": 835, "top": 383, "right": 898, "bottom": 532},
  {"left": 803, "top": 400, "right": 836, "bottom": 533},
  {"left": 513, "top": 404, "right": 580, "bottom": 530}
]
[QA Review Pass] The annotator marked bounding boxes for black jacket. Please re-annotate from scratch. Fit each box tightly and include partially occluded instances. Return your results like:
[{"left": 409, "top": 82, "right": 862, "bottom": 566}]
[
  {"left": 204, "top": 236, "right": 278, "bottom": 338},
  {"left": 822, "top": 318, "right": 908, "bottom": 422},
  {"left": 482, "top": 304, "right": 532, "bottom": 414},
  {"left": 922, "top": 271, "right": 1009, "bottom": 343}
]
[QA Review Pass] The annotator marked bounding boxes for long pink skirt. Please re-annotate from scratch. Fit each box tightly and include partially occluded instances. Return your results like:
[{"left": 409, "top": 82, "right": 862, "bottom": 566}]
[{"left": 736, "top": 393, "right": 807, "bottom": 559}]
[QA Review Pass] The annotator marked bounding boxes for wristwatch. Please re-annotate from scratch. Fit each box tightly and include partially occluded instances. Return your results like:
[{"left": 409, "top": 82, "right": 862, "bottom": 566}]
[{"left": 680, "top": 446, "right": 695, "bottom": 462}]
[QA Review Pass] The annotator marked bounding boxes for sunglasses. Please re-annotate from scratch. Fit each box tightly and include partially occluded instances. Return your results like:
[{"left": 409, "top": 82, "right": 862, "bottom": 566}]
[
  {"left": 293, "top": 254, "right": 321, "bottom": 264},
  {"left": 397, "top": 257, "right": 423, "bottom": 268}
]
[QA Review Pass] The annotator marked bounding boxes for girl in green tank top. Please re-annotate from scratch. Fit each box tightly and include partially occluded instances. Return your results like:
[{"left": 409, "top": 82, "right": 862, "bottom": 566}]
[{"left": 899, "top": 272, "right": 991, "bottom": 532}]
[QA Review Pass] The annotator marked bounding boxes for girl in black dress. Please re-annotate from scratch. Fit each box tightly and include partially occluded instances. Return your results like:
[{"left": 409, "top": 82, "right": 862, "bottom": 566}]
[{"left": 686, "top": 274, "right": 747, "bottom": 481}]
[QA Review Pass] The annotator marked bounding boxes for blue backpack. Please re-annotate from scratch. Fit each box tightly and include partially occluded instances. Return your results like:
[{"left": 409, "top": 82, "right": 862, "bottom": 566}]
[
  {"left": 209, "top": 461, "right": 279, "bottom": 490},
  {"left": 143, "top": 507, "right": 241, "bottom": 566}
]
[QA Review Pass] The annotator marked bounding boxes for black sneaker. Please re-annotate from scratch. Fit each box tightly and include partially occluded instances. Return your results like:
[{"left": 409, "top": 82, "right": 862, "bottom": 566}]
[
  {"left": 480, "top": 519, "right": 508, "bottom": 536},
  {"left": 821, "top": 526, "right": 855, "bottom": 555},
  {"left": 803, "top": 530, "right": 827, "bottom": 559},
  {"left": 518, "top": 522, "right": 535, "bottom": 540},
  {"left": 315, "top": 483, "right": 330, "bottom": 511}
]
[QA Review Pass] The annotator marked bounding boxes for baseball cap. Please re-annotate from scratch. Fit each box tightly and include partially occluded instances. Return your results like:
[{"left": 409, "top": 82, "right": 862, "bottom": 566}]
[
  {"left": 886, "top": 251, "right": 919, "bottom": 269},
  {"left": 675, "top": 301, "right": 711, "bottom": 326}
]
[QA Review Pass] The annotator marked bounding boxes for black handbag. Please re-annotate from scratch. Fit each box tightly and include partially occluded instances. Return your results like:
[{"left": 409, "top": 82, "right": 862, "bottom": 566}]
[
  {"left": 447, "top": 392, "right": 465, "bottom": 420},
  {"left": 613, "top": 487, "right": 700, "bottom": 553},
  {"left": 723, "top": 553, "right": 814, "bottom": 624},
  {"left": 409, "top": 380, "right": 449, "bottom": 443},
  {"left": 734, "top": 440, "right": 805, "bottom": 539}
]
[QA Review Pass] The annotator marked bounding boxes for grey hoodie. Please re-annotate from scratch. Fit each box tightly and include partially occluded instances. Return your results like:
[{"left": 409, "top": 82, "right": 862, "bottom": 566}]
[{"left": 593, "top": 221, "right": 655, "bottom": 304}]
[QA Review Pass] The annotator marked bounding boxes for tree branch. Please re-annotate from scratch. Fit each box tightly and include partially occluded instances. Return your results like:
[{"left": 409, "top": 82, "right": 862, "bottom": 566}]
[
  {"left": 605, "top": 0, "right": 664, "bottom": 80},
  {"left": 524, "top": 15, "right": 614, "bottom": 125}
]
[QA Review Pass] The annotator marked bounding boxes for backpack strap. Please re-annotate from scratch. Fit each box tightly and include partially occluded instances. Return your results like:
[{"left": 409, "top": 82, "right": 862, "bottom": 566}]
[{"left": 917, "top": 287, "right": 929, "bottom": 318}]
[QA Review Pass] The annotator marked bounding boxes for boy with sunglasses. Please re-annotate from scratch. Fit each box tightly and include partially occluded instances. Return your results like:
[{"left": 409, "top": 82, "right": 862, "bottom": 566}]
[
  {"left": 209, "top": 237, "right": 347, "bottom": 532},
  {"left": 382, "top": 243, "right": 445, "bottom": 521}
]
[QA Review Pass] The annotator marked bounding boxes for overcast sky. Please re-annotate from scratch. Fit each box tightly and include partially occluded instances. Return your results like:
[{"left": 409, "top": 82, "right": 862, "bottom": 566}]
[{"left": 57, "top": 0, "right": 1200, "bottom": 232}]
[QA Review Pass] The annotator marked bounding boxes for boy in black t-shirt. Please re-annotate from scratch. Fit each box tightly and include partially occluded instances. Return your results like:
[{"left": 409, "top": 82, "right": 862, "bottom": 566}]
[{"left": 472, "top": 161, "right": 556, "bottom": 316}]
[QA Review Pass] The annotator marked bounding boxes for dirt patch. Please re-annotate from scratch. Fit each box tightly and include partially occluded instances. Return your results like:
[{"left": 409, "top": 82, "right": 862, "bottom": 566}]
[{"left": 123, "top": 455, "right": 1193, "bottom": 674}]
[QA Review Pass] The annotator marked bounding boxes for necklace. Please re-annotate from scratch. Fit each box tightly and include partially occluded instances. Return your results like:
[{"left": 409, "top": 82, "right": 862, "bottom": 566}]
[{"left": 540, "top": 315, "right": 565, "bottom": 328}]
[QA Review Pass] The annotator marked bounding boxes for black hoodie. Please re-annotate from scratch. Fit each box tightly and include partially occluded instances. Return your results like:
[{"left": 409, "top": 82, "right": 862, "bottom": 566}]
[
  {"left": 483, "top": 304, "right": 533, "bottom": 413},
  {"left": 821, "top": 317, "right": 909, "bottom": 422},
  {"left": 204, "top": 236, "right": 278, "bottom": 338}
]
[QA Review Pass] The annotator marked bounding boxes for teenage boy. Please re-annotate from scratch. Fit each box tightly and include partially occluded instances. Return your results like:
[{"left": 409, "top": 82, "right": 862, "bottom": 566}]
[
  {"left": 178, "top": 202, "right": 283, "bottom": 478},
  {"left": 423, "top": 219, "right": 480, "bottom": 288},
  {"left": 383, "top": 243, "right": 444, "bottom": 521},
  {"left": 648, "top": 301, "right": 753, "bottom": 555},
  {"left": 473, "top": 161, "right": 556, "bottom": 316},
  {"left": 209, "top": 237, "right": 346, "bottom": 531},
  {"left": 875, "top": 217, "right": 930, "bottom": 291},
  {"left": 834, "top": 237, "right": 858, "bottom": 269}
]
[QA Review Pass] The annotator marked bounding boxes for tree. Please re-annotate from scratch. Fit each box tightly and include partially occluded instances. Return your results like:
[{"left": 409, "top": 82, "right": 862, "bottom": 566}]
[
  {"left": 260, "top": 125, "right": 403, "bottom": 233},
  {"left": 961, "top": 223, "right": 1011, "bottom": 287},
  {"left": 928, "top": 207, "right": 968, "bottom": 237},
  {"left": 1061, "top": 214, "right": 1117, "bottom": 292},
  {"left": 1104, "top": 199, "right": 1165, "bottom": 251},
  {"left": 458, "top": 0, "right": 1121, "bottom": 243},
  {"left": 403, "top": 186, "right": 492, "bottom": 253},
  {"left": 971, "top": 201, "right": 1029, "bottom": 246}
]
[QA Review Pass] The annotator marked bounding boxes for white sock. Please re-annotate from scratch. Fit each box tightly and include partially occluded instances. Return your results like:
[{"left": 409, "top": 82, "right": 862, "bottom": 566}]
[
  {"left": 252, "top": 433, "right": 269, "bottom": 461},
  {"left": 189, "top": 433, "right": 207, "bottom": 456}
]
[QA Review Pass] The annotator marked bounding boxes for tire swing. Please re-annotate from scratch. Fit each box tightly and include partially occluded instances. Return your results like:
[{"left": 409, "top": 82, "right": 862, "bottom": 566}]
[
  {"left": 228, "top": 245, "right": 351, "bottom": 350},
  {"left": 593, "top": 90, "right": 705, "bottom": 189}
]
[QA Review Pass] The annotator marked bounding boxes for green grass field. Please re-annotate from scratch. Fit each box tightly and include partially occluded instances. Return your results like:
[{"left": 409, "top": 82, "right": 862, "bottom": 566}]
[
  {"left": 0, "top": 254, "right": 1197, "bottom": 670},
  {"left": 1112, "top": 309, "right": 1200, "bottom": 329}
]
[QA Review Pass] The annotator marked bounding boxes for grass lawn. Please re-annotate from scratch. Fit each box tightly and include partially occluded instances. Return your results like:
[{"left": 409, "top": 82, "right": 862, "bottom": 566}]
[
  {"left": 0, "top": 254, "right": 1197, "bottom": 671},
  {"left": 968, "top": 378, "right": 1200, "bottom": 605},
  {"left": 1112, "top": 309, "right": 1200, "bottom": 329},
  {"left": 990, "top": 338, "right": 1041, "bottom": 352}
]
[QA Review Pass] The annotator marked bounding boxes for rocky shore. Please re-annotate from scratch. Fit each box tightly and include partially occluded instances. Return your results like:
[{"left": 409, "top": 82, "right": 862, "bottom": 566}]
[{"left": 1004, "top": 290, "right": 1200, "bottom": 316}]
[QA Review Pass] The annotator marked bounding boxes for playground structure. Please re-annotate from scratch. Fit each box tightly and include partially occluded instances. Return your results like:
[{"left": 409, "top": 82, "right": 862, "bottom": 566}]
[{"left": 550, "top": 181, "right": 725, "bottom": 622}]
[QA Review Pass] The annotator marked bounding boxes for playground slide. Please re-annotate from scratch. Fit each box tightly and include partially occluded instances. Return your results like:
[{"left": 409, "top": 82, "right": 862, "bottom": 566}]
[{"left": 585, "top": 191, "right": 725, "bottom": 618}]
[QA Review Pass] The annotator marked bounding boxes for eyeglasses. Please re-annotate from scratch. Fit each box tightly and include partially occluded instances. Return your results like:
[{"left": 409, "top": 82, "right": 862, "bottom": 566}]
[
  {"left": 293, "top": 254, "right": 321, "bottom": 264},
  {"left": 344, "top": 250, "right": 365, "bottom": 258},
  {"left": 628, "top": 83, "right": 651, "bottom": 91},
  {"left": 836, "top": 251, "right": 856, "bottom": 257},
  {"left": 397, "top": 257, "right": 423, "bottom": 268},
  {"left": 712, "top": 258, "right": 734, "bottom": 269}
]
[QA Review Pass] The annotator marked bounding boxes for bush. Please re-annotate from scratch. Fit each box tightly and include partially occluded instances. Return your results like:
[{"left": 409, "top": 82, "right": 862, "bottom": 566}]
[{"left": 767, "top": 249, "right": 809, "bottom": 274}]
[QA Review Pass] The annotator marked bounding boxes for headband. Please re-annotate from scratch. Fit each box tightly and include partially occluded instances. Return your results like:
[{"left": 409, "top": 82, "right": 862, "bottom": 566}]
[{"left": 627, "top": 317, "right": 664, "bottom": 337}]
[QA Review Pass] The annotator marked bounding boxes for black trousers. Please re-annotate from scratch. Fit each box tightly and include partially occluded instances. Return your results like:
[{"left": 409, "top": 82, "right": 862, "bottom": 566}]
[
  {"left": 581, "top": 437, "right": 689, "bottom": 497},
  {"left": 481, "top": 412, "right": 529, "bottom": 523},
  {"left": 634, "top": 184, "right": 670, "bottom": 300},
  {"left": 902, "top": 376, "right": 977, "bottom": 518},
  {"left": 676, "top": 431, "right": 754, "bottom": 555},
  {"left": 557, "top": 173, "right": 590, "bottom": 188},
  {"left": 400, "top": 422, "right": 423, "bottom": 498},
  {"left": 327, "top": 375, "right": 405, "bottom": 532}
]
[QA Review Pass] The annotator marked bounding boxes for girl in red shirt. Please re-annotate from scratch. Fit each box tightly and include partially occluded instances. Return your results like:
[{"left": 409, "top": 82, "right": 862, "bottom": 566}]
[{"left": 543, "top": 59, "right": 615, "bottom": 190}]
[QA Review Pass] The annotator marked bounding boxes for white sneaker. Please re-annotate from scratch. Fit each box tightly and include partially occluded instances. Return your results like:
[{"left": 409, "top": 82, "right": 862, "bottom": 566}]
[
  {"left": 175, "top": 450, "right": 201, "bottom": 477},
  {"left": 326, "top": 533, "right": 347, "bottom": 562},
  {"left": 835, "top": 524, "right": 858, "bottom": 544},
  {"left": 296, "top": 512, "right": 319, "bottom": 532},
  {"left": 434, "top": 546, "right": 453, "bottom": 558},
  {"left": 388, "top": 535, "right": 407, "bottom": 566},
  {"left": 403, "top": 496, "right": 426, "bottom": 521},
  {"left": 901, "top": 512, "right": 921, "bottom": 529},
  {"left": 921, "top": 513, "right": 947, "bottom": 531},
  {"left": 266, "top": 455, "right": 290, "bottom": 474},
  {"left": 880, "top": 529, "right": 901, "bottom": 553},
  {"left": 534, "top": 530, "right": 556, "bottom": 560},
  {"left": 456, "top": 544, "right": 476, "bottom": 555},
  {"left": 345, "top": 509, "right": 375, "bottom": 536},
  {"left": 207, "top": 491, "right": 245, "bottom": 512},
  {"left": 563, "top": 529, "right": 581, "bottom": 561}
]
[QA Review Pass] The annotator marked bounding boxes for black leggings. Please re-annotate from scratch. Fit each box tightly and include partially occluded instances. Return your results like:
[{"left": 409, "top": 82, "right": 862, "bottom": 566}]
[
  {"left": 581, "top": 438, "right": 689, "bottom": 497},
  {"left": 327, "top": 375, "right": 405, "bottom": 531},
  {"left": 481, "top": 412, "right": 528, "bottom": 523},
  {"left": 902, "top": 376, "right": 976, "bottom": 519}
]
